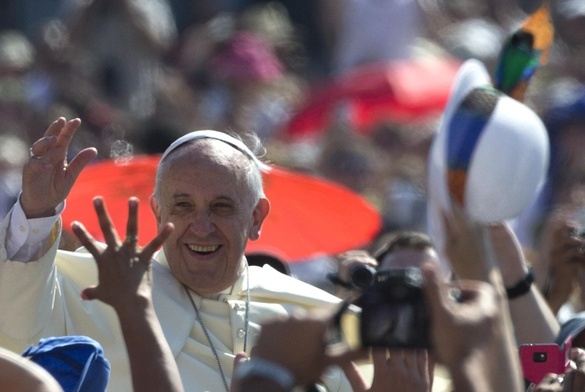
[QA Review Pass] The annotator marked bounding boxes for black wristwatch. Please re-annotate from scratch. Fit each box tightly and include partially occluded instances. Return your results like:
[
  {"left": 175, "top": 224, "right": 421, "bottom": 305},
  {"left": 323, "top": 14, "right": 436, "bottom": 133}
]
[{"left": 505, "top": 266, "right": 534, "bottom": 299}]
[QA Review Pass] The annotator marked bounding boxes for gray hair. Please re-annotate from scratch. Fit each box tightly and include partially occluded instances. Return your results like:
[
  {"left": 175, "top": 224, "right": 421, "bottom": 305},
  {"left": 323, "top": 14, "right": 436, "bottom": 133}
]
[{"left": 154, "top": 130, "right": 268, "bottom": 205}]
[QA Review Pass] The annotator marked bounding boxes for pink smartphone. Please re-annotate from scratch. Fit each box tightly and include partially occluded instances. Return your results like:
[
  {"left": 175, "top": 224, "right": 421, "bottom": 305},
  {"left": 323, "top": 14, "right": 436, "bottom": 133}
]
[{"left": 519, "top": 337, "right": 572, "bottom": 385}]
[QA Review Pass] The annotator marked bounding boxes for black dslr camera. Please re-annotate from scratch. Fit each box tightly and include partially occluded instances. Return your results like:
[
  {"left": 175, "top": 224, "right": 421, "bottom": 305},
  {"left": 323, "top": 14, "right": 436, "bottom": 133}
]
[{"left": 330, "top": 268, "right": 430, "bottom": 349}]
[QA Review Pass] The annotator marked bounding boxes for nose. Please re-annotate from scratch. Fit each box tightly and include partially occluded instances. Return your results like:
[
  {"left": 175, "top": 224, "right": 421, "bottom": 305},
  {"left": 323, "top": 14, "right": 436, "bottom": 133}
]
[{"left": 188, "top": 209, "right": 215, "bottom": 236}]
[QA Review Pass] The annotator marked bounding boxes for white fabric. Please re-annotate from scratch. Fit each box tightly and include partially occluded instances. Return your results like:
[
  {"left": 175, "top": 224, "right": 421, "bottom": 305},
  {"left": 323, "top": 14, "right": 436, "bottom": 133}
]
[{"left": 6, "top": 196, "right": 62, "bottom": 261}]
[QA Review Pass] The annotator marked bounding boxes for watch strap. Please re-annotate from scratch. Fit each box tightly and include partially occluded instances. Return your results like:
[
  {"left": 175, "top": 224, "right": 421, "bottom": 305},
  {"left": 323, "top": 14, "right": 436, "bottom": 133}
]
[{"left": 505, "top": 266, "right": 534, "bottom": 299}]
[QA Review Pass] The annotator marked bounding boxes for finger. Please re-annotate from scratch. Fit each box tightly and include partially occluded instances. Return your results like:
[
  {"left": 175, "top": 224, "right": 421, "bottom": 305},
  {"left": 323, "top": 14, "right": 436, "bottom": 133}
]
[
  {"left": 416, "top": 349, "right": 429, "bottom": 376},
  {"left": 402, "top": 349, "right": 416, "bottom": 369},
  {"left": 55, "top": 118, "right": 82, "bottom": 147},
  {"left": 335, "top": 362, "right": 368, "bottom": 391},
  {"left": 372, "top": 348, "right": 389, "bottom": 378},
  {"left": 230, "top": 352, "right": 250, "bottom": 392},
  {"left": 571, "top": 348, "right": 585, "bottom": 369},
  {"left": 66, "top": 147, "right": 98, "bottom": 182},
  {"left": 338, "top": 361, "right": 368, "bottom": 392},
  {"left": 43, "top": 117, "right": 67, "bottom": 137},
  {"left": 93, "top": 197, "right": 120, "bottom": 247},
  {"left": 421, "top": 262, "right": 448, "bottom": 314},
  {"left": 233, "top": 352, "right": 249, "bottom": 368},
  {"left": 124, "top": 197, "right": 139, "bottom": 247},
  {"left": 81, "top": 286, "right": 98, "bottom": 301},
  {"left": 141, "top": 223, "right": 174, "bottom": 260},
  {"left": 327, "top": 347, "right": 369, "bottom": 368},
  {"left": 71, "top": 221, "right": 101, "bottom": 258},
  {"left": 29, "top": 135, "right": 57, "bottom": 158}
]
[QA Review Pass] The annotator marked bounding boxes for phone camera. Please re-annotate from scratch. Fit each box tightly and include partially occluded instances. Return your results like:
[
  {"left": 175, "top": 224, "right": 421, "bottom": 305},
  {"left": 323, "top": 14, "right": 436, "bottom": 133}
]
[{"left": 533, "top": 352, "right": 548, "bottom": 363}]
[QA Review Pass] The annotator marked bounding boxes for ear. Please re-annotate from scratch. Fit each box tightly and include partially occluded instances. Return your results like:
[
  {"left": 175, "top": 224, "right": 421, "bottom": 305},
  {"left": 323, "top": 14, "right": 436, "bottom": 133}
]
[
  {"left": 149, "top": 194, "right": 162, "bottom": 227},
  {"left": 249, "top": 198, "right": 270, "bottom": 241}
]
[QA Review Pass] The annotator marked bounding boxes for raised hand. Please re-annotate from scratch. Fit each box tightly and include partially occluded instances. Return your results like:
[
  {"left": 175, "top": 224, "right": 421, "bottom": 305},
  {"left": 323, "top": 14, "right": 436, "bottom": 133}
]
[
  {"left": 535, "top": 207, "right": 585, "bottom": 313},
  {"left": 422, "top": 263, "right": 523, "bottom": 391},
  {"left": 21, "top": 117, "right": 97, "bottom": 218},
  {"left": 71, "top": 197, "right": 173, "bottom": 313}
]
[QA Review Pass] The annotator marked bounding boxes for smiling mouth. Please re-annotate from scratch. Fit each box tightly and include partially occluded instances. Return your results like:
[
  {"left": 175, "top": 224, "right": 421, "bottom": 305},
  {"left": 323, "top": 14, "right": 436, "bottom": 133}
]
[{"left": 187, "top": 244, "right": 220, "bottom": 255}]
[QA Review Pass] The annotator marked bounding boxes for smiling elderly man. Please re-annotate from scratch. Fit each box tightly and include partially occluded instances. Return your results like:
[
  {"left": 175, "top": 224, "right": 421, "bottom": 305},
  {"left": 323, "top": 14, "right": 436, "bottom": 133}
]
[{"left": 0, "top": 118, "right": 351, "bottom": 391}]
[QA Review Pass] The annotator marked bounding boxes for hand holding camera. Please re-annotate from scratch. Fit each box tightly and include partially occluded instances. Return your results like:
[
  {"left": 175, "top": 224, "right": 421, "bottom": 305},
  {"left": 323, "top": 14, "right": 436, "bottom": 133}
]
[{"left": 536, "top": 206, "right": 585, "bottom": 314}]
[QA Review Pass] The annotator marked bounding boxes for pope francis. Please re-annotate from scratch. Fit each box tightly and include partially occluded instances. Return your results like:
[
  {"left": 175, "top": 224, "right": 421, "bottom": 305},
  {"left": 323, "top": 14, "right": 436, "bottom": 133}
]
[{"left": 0, "top": 118, "right": 351, "bottom": 391}]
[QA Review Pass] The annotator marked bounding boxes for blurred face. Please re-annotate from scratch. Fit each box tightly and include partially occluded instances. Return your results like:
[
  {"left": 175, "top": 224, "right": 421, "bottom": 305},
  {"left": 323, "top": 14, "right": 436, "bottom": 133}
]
[
  {"left": 377, "top": 247, "right": 440, "bottom": 273},
  {"left": 150, "top": 141, "right": 269, "bottom": 295}
]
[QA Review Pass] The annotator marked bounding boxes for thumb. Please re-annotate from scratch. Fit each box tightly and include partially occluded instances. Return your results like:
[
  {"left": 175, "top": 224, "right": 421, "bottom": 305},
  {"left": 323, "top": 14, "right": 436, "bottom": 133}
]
[
  {"left": 421, "top": 262, "right": 446, "bottom": 312},
  {"left": 81, "top": 286, "right": 98, "bottom": 301},
  {"left": 231, "top": 352, "right": 250, "bottom": 392},
  {"left": 234, "top": 352, "right": 249, "bottom": 368}
]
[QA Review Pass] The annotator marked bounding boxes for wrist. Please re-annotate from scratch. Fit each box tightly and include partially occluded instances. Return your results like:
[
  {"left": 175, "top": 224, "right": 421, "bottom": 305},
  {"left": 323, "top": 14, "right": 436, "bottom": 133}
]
[
  {"left": 505, "top": 266, "right": 534, "bottom": 300},
  {"left": 234, "top": 357, "right": 295, "bottom": 392}
]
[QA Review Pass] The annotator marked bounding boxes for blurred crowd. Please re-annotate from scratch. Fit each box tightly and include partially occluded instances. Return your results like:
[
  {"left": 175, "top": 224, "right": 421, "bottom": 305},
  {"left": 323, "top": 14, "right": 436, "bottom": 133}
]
[
  {"left": 5, "top": 1, "right": 585, "bottom": 390},
  {"left": 2, "top": 0, "right": 585, "bottom": 287}
]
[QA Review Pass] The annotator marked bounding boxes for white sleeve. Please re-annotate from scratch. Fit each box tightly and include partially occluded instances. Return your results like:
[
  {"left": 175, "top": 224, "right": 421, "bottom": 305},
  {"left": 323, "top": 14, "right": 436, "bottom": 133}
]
[{"left": 6, "top": 196, "right": 64, "bottom": 261}]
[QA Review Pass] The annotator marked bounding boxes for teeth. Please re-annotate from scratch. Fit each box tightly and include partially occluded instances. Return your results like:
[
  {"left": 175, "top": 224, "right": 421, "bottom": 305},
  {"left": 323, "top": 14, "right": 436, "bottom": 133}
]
[{"left": 188, "top": 244, "right": 219, "bottom": 253}]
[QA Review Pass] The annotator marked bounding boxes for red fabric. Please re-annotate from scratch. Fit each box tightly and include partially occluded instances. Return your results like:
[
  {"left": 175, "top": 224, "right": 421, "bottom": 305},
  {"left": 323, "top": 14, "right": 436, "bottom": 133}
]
[
  {"left": 283, "top": 57, "right": 461, "bottom": 139},
  {"left": 62, "top": 156, "right": 382, "bottom": 261}
]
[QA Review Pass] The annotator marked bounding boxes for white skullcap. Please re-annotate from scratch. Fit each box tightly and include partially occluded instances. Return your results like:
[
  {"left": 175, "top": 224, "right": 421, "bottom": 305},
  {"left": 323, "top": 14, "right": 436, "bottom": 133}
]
[{"left": 160, "top": 130, "right": 269, "bottom": 171}]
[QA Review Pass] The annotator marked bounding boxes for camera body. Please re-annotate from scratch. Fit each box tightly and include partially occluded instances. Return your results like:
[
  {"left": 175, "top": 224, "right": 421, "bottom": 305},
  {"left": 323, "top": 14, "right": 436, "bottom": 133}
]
[
  {"left": 519, "top": 336, "right": 572, "bottom": 385},
  {"left": 359, "top": 268, "right": 430, "bottom": 348}
]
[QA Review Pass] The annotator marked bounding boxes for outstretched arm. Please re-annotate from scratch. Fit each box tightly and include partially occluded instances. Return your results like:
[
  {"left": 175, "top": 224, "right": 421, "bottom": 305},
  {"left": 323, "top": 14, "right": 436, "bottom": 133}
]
[
  {"left": 443, "top": 205, "right": 558, "bottom": 344},
  {"left": 72, "top": 196, "right": 182, "bottom": 392}
]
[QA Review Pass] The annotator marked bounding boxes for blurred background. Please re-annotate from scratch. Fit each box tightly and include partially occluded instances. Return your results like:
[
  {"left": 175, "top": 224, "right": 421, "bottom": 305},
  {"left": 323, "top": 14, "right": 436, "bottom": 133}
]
[{"left": 1, "top": 0, "right": 585, "bottom": 286}]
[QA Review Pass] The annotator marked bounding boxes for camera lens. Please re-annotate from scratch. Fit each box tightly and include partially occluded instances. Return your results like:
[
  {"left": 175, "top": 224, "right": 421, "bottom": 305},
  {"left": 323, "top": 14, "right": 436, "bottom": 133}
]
[
  {"left": 533, "top": 352, "right": 547, "bottom": 363},
  {"left": 349, "top": 265, "right": 376, "bottom": 289}
]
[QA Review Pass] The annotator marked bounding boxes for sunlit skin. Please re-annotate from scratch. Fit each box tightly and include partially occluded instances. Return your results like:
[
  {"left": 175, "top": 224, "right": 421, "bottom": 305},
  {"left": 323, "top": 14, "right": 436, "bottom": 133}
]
[{"left": 149, "top": 140, "right": 269, "bottom": 295}]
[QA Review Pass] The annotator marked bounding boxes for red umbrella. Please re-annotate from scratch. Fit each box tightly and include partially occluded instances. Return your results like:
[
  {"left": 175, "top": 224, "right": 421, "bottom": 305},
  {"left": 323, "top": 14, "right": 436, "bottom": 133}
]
[
  {"left": 283, "top": 57, "right": 460, "bottom": 139},
  {"left": 62, "top": 155, "right": 382, "bottom": 261}
]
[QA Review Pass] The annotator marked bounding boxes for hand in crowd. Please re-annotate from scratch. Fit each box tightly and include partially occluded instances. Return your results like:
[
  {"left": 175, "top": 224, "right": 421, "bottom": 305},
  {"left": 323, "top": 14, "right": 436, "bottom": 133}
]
[
  {"left": 369, "top": 349, "right": 430, "bottom": 392},
  {"left": 533, "top": 348, "right": 585, "bottom": 392},
  {"left": 331, "top": 250, "right": 378, "bottom": 298},
  {"left": 246, "top": 309, "right": 367, "bottom": 390},
  {"left": 442, "top": 203, "right": 559, "bottom": 344},
  {"left": 21, "top": 117, "right": 97, "bottom": 219},
  {"left": 534, "top": 207, "right": 585, "bottom": 314},
  {"left": 71, "top": 196, "right": 173, "bottom": 312},
  {"left": 441, "top": 203, "right": 495, "bottom": 282},
  {"left": 71, "top": 197, "right": 182, "bottom": 392},
  {"left": 235, "top": 262, "right": 523, "bottom": 392},
  {"left": 422, "top": 263, "right": 523, "bottom": 391},
  {"left": 421, "top": 263, "right": 497, "bottom": 368},
  {"left": 339, "top": 347, "right": 431, "bottom": 392}
]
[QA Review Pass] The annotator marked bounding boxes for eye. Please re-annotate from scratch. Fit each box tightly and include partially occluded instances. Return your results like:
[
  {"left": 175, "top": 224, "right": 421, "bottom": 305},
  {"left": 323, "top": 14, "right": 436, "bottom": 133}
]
[
  {"left": 211, "top": 201, "right": 235, "bottom": 215},
  {"left": 170, "top": 200, "right": 195, "bottom": 214}
]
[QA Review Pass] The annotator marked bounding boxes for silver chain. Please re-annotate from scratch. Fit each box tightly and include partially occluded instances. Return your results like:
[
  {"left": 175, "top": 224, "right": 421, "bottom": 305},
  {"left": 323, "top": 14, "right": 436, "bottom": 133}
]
[{"left": 183, "top": 264, "right": 250, "bottom": 392}]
